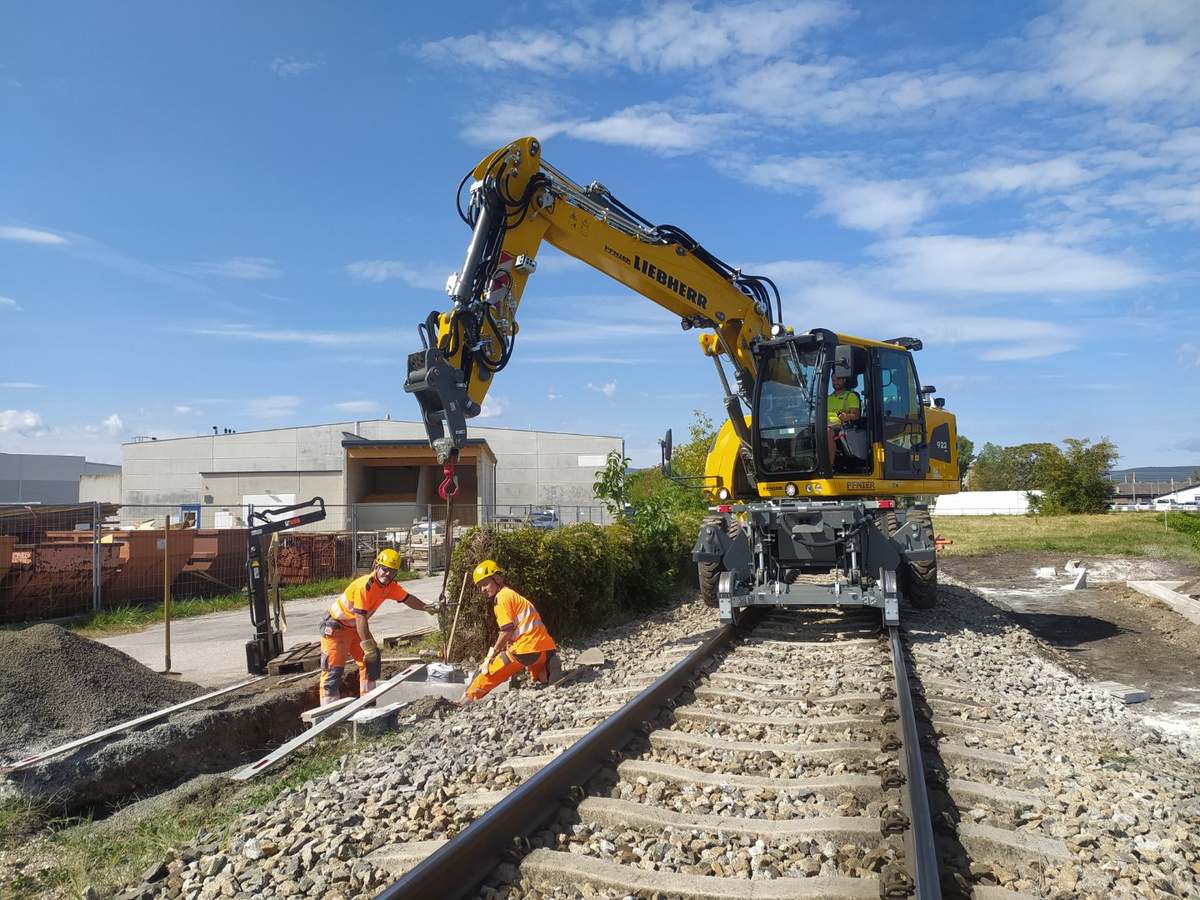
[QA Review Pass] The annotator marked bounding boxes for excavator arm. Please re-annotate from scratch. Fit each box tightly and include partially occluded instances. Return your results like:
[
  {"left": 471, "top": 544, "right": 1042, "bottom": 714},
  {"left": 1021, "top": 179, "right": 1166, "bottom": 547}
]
[{"left": 404, "top": 136, "right": 781, "bottom": 464}]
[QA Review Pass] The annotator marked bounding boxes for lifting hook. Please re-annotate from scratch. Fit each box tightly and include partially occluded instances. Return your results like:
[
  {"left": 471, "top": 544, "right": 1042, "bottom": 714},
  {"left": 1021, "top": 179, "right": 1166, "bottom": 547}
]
[{"left": 439, "top": 456, "right": 459, "bottom": 500}]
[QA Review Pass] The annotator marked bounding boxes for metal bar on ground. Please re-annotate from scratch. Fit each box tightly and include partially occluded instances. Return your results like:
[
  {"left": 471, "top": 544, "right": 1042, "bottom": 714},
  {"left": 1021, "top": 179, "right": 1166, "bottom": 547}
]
[
  {"left": 230, "top": 664, "right": 425, "bottom": 781},
  {"left": 2, "top": 677, "right": 265, "bottom": 772}
]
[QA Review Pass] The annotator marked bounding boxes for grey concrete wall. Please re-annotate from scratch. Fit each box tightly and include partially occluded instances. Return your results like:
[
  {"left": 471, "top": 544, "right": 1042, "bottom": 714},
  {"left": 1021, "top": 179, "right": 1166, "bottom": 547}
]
[
  {"left": 0, "top": 452, "right": 95, "bottom": 504},
  {"left": 119, "top": 419, "right": 621, "bottom": 530}
]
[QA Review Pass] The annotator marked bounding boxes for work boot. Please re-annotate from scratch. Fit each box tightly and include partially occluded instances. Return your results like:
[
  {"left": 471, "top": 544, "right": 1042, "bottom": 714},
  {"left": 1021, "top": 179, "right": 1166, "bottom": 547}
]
[{"left": 546, "top": 653, "right": 564, "bottom": 685}]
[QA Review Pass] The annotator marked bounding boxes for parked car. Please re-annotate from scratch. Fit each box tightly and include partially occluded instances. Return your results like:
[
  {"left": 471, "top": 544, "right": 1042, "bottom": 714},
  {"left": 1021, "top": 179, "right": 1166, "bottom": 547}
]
[{"left": 528, "top": 510, "right": 561, "bottom": 530}]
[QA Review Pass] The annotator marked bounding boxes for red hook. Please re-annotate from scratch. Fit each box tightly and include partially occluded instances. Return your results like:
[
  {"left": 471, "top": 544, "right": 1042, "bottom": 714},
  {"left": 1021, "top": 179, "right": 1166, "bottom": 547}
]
[{"left": 438, "top": 459, "right": 459, "bottom": 500}]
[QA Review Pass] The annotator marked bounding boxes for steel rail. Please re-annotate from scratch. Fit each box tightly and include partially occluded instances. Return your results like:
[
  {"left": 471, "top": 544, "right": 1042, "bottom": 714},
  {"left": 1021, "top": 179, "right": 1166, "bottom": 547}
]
[
  {"left": 889, "top": 624, "right": 942, "bottom": 899},
  {"left": 375, "top": 622, "right": 739, "bottom": 900}
]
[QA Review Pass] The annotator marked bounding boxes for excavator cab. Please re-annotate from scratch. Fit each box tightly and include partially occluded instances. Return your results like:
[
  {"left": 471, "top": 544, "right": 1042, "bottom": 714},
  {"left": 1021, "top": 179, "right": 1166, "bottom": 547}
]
[{"left": 751, "top": 330, "right": 877, "bottom": 481}]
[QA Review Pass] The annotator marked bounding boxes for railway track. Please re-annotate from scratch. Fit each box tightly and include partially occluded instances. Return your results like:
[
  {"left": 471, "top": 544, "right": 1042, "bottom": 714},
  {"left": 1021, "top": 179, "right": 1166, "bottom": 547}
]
[{"left": 369, "top": 605, "right": 1068, "bottom": 899}]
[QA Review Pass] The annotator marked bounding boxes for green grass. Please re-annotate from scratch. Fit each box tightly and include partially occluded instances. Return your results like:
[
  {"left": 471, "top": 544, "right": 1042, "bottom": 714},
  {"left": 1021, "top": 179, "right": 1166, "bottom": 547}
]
[
  {"left": 0, "top": 731, "right": 379, "bottom": 900},
  {"left": 932, "top": 511, "right": 1200, "bottom": 565}
]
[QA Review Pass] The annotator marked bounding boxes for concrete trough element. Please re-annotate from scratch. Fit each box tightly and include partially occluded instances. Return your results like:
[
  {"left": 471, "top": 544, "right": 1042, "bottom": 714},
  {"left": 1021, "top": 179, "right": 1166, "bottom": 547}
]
[
  {"left": 375, "top": 665, "right": 474, "bottom": 705},
  {"left": 1128, "top": 581, "right": 1200, "bottom": 627},
  {"left": 350, "top": 701, "right": 409, "bottom": 739},
  {"left": 1063, "top": 568, "right": 1088, "bottom": 590}
]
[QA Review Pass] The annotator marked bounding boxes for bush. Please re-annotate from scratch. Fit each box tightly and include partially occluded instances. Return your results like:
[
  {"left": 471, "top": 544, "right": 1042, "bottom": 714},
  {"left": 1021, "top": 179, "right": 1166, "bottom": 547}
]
[{"left": 443, "top": 511, "right": 699, "bottom": 662}]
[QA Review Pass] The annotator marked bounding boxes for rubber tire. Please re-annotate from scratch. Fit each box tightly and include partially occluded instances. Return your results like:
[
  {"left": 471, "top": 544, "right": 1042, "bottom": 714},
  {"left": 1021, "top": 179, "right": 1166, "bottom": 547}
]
[
  {"left": 697, "top": 514, "right": 732, "bottom": 608},
  {"left": 901, "top": 508, "right": 938, "bottom": 610}
]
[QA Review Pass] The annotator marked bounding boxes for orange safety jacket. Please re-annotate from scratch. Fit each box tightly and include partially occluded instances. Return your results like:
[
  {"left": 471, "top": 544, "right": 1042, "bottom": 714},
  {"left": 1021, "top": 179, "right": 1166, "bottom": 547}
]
[
  {"left": 326, "top": 572, "right": 411, "bottom": 624},
  {"left": 494, "top": 586, "right": 555, "bottom": 655}
]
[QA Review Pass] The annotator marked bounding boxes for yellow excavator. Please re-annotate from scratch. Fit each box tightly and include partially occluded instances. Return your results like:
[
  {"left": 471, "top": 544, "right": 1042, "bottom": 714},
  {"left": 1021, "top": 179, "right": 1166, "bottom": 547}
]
[{"left": 405, "top": 137, "right": 958, "bottom": 624}]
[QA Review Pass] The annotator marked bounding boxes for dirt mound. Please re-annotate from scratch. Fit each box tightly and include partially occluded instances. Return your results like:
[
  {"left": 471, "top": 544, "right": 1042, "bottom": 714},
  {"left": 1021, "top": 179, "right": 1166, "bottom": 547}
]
[
  {"left": 1178, "top": 578, "right": 1200, "bottom": 599},
  {"left": 1, "top": 624, "right": 207, "bottom": 765}
]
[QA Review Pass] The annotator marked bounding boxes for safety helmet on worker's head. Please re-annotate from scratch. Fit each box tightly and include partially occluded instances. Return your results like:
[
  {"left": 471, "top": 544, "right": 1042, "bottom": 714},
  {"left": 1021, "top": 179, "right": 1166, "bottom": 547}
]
[
  {"left": 473, "top": 559, "right": 503, "bottom": 585},
  {"left": 375, "top": 548, "right": 402, "bottom": 571}
]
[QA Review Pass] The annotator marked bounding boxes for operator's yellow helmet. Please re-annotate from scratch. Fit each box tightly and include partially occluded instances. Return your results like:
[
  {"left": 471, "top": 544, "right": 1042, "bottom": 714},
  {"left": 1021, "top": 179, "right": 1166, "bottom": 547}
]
[
  {"left": 375, "top": 548, "right": 402, "bottom": 571},
  {"left": 473, "top": 559, "right": 504, "bottom": 584}
]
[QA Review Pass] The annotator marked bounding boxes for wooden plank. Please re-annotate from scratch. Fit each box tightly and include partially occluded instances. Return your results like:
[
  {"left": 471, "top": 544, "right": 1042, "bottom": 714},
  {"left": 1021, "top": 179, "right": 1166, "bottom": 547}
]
[
  {"left": 230, "top": 664, "right": 425, "bottom": 780},
  {"left": 268, "top": 641, "right": 321, "bottom": 675},
  {"left": 2, "top": 678, "right": 265, "bottom": 773}
]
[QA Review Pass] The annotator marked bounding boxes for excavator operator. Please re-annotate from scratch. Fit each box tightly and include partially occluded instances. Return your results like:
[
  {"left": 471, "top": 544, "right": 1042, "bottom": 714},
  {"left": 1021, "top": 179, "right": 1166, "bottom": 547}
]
[{"left": 318, "top": 548, "right": 436, "bottom": 706}]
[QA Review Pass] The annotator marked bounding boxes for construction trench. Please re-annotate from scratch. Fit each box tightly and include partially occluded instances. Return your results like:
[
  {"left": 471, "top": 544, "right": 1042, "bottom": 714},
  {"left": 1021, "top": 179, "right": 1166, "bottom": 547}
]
[{"left": 0, "top": 624, "right": 446, "bottom": 819}]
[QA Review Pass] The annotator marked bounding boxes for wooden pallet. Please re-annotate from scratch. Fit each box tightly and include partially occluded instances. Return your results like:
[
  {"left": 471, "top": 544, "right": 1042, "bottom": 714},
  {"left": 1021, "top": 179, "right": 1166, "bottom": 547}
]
[{"left": 268, "top": 641, "right": 322, "bottom": 675}]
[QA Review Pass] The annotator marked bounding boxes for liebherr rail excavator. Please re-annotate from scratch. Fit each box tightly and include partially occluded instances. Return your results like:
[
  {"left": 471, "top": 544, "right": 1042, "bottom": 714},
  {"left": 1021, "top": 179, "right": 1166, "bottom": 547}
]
[{"left": 405, "top": 137, "right": 959, "bottom": 625}]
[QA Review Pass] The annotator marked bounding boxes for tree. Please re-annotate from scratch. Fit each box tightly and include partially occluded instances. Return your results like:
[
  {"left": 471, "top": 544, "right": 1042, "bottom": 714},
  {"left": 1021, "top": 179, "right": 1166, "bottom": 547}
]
[
  {"left": 970, "top": 436, "right": 1118, "bottom": 514},
  {"left": 592, "top": 449, "right": 630, "bottom": 517},
  {"left": 627, "top": 409, "right": 716, "bottom": 515},
  {"left": 1030, "top": 438, "right": 1118, "bottom": 515},
  {"left": 957, "top": 435, "right": 976, "bottom": 489}
]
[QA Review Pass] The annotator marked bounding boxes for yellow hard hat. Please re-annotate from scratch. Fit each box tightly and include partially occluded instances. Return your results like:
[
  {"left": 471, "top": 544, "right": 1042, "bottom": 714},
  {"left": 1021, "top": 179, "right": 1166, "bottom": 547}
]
[
  {"left": 473, "top": 559, "right": 503, "bottom": 585},
  {"left": 375, "top": 548, "right": 402, "bottom": 571}
]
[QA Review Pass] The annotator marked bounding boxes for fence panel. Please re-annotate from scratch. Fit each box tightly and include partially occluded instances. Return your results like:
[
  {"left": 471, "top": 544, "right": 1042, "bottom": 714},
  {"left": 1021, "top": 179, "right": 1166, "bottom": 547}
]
[{"left": 0, "top": 501, "right": 619, "bottom": 623}]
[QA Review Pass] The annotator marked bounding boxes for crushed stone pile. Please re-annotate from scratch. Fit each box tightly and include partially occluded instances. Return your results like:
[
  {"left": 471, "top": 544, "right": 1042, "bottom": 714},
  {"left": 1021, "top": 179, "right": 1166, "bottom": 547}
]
[{"left": 1, "top": 623, "right": 206, "bottom": 765}]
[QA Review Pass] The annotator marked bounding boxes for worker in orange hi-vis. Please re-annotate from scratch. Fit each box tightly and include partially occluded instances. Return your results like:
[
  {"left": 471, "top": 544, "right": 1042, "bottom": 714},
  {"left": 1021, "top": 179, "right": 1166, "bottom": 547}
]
[
  {"left": 460, "top": 559, "right": 561, "bottom": 705},
  {"left": 318, "top": 548, "right": 437, "bottom": 706}
]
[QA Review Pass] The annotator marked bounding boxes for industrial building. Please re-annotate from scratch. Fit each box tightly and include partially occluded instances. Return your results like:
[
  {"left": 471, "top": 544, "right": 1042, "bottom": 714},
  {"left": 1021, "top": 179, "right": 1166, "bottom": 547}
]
[
  {"left": 117, "top": 419, "right": 624, "bottom": 532},
  {"left": 1, "top": 452, "right": 121, "bottom": 505}
]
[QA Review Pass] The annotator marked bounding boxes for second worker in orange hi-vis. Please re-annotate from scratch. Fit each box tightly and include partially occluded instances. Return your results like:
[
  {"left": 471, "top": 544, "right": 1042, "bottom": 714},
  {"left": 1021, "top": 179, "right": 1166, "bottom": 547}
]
[
  {"left": 460, "top": 559, "right": 561, "bottom": 705},
  {"left": 319, "top": 548, "right": 437, "bottom": 706}
]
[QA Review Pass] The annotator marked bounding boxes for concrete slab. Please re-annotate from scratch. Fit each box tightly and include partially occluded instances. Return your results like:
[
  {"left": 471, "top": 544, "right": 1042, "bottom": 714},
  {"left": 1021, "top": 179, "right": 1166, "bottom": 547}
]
[
  {"left": 1035, "top": 567, "right": 1057, "bottom": 579},
  {"left": 1091, "top": 681, "right": 1151, "bottom": 704}
]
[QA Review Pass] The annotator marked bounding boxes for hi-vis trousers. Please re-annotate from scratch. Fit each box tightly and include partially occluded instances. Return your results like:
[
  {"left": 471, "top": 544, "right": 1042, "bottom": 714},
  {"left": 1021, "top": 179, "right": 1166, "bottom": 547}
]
[{"left": 465, "top": 648, "right": 557, "bottom": 701}]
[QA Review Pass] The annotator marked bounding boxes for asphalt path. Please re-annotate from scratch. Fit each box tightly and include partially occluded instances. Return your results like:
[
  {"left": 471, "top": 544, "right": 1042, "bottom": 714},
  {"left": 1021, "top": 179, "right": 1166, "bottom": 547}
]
[{"left": 98, "top": 573, "right": 452, "bottom": 689}]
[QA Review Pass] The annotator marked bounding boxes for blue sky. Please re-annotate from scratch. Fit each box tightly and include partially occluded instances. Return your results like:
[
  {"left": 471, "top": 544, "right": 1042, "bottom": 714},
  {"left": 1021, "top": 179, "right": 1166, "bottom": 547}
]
[{"left": 2, "top": 0, "right": 1198, "bottom": 471}]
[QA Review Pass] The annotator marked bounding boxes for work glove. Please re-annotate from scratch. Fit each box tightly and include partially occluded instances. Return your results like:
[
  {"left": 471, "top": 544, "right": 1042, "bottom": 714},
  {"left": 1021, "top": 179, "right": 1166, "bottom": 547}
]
[
  {"left": 361, "top": 638, "right": 379, "bottom": 664},
  {"left": 424, "top": 602, "right": 442, "bottom": 616},
  {"left": 479, "top": 648, "right": 496, "bottom": 675}
]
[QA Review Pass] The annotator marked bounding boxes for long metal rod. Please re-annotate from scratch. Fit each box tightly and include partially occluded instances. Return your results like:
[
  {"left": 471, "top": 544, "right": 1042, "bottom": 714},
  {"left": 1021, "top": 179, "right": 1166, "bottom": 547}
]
[
  {"left": 890, "top": 625, "right": 941, "bottom": 900},
  {"left": 231, "top": 664, "right": 425, "bottom": 780},
  {"left": 2, "top": 677, "right": 264, "bottom": 772},
  {"left": 376, "top": 623, "right": 739, "bottom": 900}
]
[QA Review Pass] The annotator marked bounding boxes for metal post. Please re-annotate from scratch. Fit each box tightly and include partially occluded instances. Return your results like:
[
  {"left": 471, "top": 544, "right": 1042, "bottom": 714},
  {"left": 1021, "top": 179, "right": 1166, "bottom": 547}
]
[
  {"left": 163, "top": 514, "right": 174, "bottom": 673},
  {"left": 426, "top": 503, "right": 434, "bottom": 574},
  {"left": 92, "top": 501, "right": 102, "bottom": 613}
]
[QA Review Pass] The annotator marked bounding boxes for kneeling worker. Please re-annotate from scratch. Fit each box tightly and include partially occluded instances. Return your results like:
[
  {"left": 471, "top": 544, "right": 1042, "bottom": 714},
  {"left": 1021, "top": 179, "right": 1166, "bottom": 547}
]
[
  {"left": 319, "top": 548, "right": 435, "bottom": 706},
  {"left": 461, "top": 559, "right": 561, "bottom": 704}
]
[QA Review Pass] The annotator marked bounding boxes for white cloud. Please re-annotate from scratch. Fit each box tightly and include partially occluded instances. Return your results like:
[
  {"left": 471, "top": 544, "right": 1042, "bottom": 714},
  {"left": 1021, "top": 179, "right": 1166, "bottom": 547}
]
[
  {"left": 192, "top": 257, "right": 282, "bottom": 279},
  {"left": 957, "top": 156, "right": 1099, "bottom": 194},
  {"left": 478, "top": 395, "right": 505, "bottom": 418},
  {"left": 1045, "top": 0, "right": 1200, "bottom": 108},
  {"left": 586, "top": 381, "right": 618, "bottom": 398},
  {"left": 172, "top": 321, "right": 404, "bottom": 347},
  {"left": 421, "top": 0, "right": 851, "bottom": 74},
  {"left": 869, "top": 234, "right": 1151, "bottom": 294},
  {"left": 102, "top": 414, "right": 123, "bottom": 433},
  {"left": 0, "top": 409, "right": 47, "bottom": 435},
  {"left": 333, "top": 401, "right": 379, "bottom": 414},
  {"left": 745, "top": 157, "right": 930, "bottom": 233},
  {"left": 346, "top": 260, "right": 448, "bottom": 289},
  {"left": 270, "top": 57, "right": 322, "bottom": 78},
  {"left": 1, "top": 382, "right": 39, "bottom": 388},
  {"left": 244, "top": 395, "right": 302, "bottom": 421},
  {"left": 0, "top": 226, "right": 66, "bottom": 245},
  {"left": 0, "top": 296, "right": 20, "bottom": 310},
  {"left": 570, "top": 107, "right": 736, "bottom": 155}
]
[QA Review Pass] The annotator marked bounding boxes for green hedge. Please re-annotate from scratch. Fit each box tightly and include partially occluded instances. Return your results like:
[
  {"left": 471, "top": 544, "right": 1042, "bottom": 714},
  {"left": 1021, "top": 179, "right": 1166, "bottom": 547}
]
[{"left": 439, "top": 512, "right": 701, "bottom": 662}]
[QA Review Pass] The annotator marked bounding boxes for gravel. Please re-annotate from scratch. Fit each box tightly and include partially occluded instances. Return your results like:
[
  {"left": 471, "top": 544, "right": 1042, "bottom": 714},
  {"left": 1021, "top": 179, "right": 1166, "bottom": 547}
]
[{"left": 9, "top": 583, "right": 1200, "bottom": 899}]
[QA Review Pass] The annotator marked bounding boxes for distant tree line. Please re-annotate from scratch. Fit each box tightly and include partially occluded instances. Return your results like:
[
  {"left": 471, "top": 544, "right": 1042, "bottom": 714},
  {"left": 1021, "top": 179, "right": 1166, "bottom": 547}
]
[{"left": 966, "top": 438, "right": 1118, "bottom": 515}]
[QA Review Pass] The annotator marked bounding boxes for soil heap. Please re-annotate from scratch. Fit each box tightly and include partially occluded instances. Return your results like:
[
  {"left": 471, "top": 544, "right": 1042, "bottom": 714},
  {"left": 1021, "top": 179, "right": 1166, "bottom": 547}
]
[{"left": 0, "top": 623, "right": 207, "bottom": 765}]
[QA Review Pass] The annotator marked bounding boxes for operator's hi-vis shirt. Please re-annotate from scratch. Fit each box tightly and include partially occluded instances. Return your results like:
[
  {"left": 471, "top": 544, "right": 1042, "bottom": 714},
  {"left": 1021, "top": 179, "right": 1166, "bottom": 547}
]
[
  {"left": 828, "top": 390, "right": 861, "bottom": 423},
  {"left": 326, "top": 572, "right": 411, "bottom": 623},
  {"left": 494, "top": 587, "right": 555, "bottom": 655}
]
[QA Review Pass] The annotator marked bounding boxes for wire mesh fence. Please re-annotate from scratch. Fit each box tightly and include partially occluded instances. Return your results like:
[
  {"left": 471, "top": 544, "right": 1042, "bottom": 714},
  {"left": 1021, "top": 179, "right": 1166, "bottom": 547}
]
[{"left": 0, "top": 501, "right": 611, "bottom": 623}]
